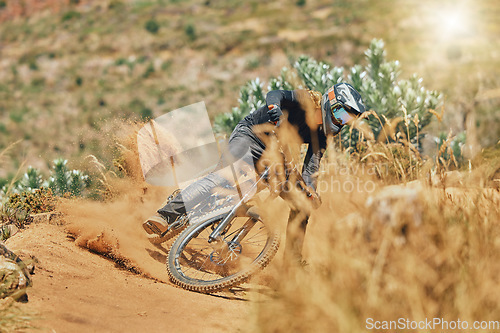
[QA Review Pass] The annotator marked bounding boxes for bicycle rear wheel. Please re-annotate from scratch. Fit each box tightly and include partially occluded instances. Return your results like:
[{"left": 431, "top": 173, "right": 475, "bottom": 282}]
[{"left": 167, "top": 212, "right": 279, "bottom": 293}]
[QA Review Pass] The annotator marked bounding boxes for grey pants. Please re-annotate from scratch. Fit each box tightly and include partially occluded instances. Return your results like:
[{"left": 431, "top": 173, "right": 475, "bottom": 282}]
[{"left": 158, "top": 124, "right": 265, "bottom": 220}]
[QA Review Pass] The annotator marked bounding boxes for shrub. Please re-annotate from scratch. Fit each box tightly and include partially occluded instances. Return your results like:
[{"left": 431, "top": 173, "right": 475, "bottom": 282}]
[
  {"left": 145, "top": 19, "right": 160, "bottom": 34},
  {"left": 9, "top": 111, "right": 24, "bottom": 124},
  {"left": 115, "top": 58, "right": 127, "bottom": 66},
  {"left": 128, "top": 99, "right": 153, "bottom": 120},
  {"left": 0, "top": 188, "right": 56, "bottom": 228},
  {"left": 142, "top": 62, "right": 155, "bottom": 78},
  {"left": 214, "top": 79, "right": 265, "bottom": 134},
  {"left": 184, "top": 24, "right": 196, "bottom": 41},
  {"left": 28, "top": 61, "right": 38, "bottom": 71},
  {"left": 140, "top": 107, "right": 153, "bottom": 120},
  {"left": 436, "top": 131, "right": 466, "bottom": 169},
  {"left": 18, "top": 167, "right": 43, "bottom": 191},
  {"left": 1, "top": 160, "right": 90, "bottom": 199},
  {"left": 61, "top": 10, "right": 81, "bottom": 22},
  {"left": 0, "top": 160, "right": 91, "bottom": 227},
  {"left": 45, "top": 159, "right": 90, "bottom": 197},
  {"left": 214, "top": 39, "right": 442, "bottom": 153},
  {"left": 108, "top": 0, "right": 124, "bottom": 9}
]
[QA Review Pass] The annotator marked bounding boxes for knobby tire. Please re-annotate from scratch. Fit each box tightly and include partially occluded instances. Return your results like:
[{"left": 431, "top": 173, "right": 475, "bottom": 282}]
[{"left": 166, "top": 209, "right": 280, "bottom": 293}]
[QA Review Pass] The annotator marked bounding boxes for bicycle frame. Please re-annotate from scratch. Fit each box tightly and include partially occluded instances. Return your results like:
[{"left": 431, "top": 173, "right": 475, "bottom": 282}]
[
  {"left": 207, "top": 128, "right": 321, "bottom": 244},
  {"left": 208, "top": 168, "right": 270, "bottom": 243}
]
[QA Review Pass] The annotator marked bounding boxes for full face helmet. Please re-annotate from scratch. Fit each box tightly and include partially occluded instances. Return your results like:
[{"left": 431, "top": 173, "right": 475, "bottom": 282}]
[{"left": 320, "top": 83, "right": 366, "bottom": 136}]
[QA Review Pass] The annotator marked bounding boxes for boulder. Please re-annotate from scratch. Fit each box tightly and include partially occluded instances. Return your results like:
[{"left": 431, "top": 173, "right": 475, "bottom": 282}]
[{"left": 0, "top": 243, "right": 32, "bottom": 302}]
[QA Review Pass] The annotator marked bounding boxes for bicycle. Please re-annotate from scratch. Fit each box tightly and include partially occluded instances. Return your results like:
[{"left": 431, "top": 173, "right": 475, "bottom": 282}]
[{"left": 164, "top": 127, "right": 321, "bottom": 293}]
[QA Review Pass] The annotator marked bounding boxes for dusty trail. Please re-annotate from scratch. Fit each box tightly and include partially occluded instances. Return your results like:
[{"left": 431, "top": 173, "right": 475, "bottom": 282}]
[
  {"left": 5, "top": 222, "right": 250, "bottom": 333},
  {"left": 1, "top": 125, "right": 263, "bottom": 332}
]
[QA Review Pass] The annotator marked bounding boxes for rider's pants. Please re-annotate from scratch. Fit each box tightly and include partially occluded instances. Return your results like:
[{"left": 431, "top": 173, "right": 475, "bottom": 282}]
[{"left": 157, "top": 124, "right": 266, "bottom": 221}]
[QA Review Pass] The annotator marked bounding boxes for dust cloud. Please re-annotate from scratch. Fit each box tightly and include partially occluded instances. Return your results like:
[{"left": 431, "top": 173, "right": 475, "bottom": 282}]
[{"left": 58, "top": 121, "right": 177, "bottom": 282}]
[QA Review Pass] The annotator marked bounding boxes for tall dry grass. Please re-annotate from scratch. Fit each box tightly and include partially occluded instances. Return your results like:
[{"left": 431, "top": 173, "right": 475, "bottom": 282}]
[{"left": 250, "top": 135, "right": 500, "bottom": 332}]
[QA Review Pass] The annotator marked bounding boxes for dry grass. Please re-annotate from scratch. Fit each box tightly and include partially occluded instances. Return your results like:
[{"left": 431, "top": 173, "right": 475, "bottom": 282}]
[
  {"left": 249, "top": 141, "right": 500, "bottom": 332},
  {"left": 0, "top": 297, "right": 35, "bottom": 332}
]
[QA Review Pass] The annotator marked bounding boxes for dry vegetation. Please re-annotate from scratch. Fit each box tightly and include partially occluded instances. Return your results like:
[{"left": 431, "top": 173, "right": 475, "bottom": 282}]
[{"left": 250, "top": 141, "right": 500, "bottom": 332}]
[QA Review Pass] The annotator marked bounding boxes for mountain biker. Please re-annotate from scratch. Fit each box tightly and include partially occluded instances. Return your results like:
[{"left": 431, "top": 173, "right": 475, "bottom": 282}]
[{"left": 143, "top": 82, "right": 366, "bottom": 261}]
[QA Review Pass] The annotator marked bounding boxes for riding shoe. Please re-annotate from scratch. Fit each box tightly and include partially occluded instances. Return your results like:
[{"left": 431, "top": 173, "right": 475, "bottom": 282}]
[{"left": 143, "top": 214, "right": 173, "bottom": 235}]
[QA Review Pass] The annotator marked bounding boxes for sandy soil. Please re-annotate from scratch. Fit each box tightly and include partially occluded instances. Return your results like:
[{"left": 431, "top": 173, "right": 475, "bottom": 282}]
[{"left": 5, "top": 222, "right": 250, "bottom": 333}]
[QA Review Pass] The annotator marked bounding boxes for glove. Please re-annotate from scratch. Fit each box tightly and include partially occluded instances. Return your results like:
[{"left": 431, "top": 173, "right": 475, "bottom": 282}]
[{"left": 267, "top": 104, "right": 282, "bottom": 124}]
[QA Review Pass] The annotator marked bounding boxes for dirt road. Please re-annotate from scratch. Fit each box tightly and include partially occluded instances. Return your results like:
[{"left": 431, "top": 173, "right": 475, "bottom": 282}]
[{"left": 6, "top": 222, "right": 250, "bottom": 333}]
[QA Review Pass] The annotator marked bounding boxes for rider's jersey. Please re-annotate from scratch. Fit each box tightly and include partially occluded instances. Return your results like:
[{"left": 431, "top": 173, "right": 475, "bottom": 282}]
[{"left": 239, "top": 89, "right": 327, "bottom": 190}]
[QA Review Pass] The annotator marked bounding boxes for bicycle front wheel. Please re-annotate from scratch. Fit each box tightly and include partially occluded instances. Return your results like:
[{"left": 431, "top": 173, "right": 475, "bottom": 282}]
[{"left": 167, "top": 213, "right": 279, "bottom": 293}]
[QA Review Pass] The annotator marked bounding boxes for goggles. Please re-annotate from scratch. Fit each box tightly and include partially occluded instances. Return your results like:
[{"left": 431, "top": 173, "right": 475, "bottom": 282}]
[
  {"left": 330, "top": 102, "right": 355, "bottom": 126},
  {"left": 327, "top": 87, "right": 356, "bottom": 126}
]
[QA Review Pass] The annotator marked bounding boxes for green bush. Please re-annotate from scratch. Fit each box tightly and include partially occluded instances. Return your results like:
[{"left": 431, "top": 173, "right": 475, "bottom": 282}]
[
  {"left": 61, "top": 10, "right": 81, "bottom": 22},
  {"left": 108, "top": 0, "right": 124, "bottom": 9},
  {"left": 214, "top": 39, "right": 442, "bottom": 152},
  {"left": 128, "top": 99, "right": 153, "bottom": 120},
  {"left": 9, "top": 111, "right": 24, "bottom": 124},
  {"left": 45, "top": 159, "right": 90, "bottom": 197},
  {"left": 214, "top": 79, "right": 265, "bottom": 134},
  {"left": 115, "top": 58, "right": 127, "bottom": 66},
  {"left": 1, "top": 159, "right": 91, "bottom": 200},
  {"left": 0, "top": 159, "right": 93, "bottom": 227},
  {"left": 436, "top": 131, "right": 466, "bottom": 168},
  {"left": 142, "top": 62, "right": 155, "bottom": 78},
  {"left": 75, "top": 76, "right": 83, "bottom": 86},
  {"left": 145, "top": 19, "right": 160, "bottom": 34},
  {"left": 184, "top": 24, "right": 197, "bottom": 41},
  {"left": 345, "top": 40, "right": 441, "bottom": 149},
  {"left": 28, "top": 61, "right": 38, "bottom": 71},
  {"left": 140, "top": 107, "right": 153, "bottom": 120},
  {"left": 18, "top": 167, "right": 43, "bottom": 191}
]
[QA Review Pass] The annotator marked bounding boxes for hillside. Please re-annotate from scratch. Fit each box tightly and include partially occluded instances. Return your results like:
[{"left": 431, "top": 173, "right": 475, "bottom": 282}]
[{"left": 1, "top": 0, "right": 499, "bottom": 180}]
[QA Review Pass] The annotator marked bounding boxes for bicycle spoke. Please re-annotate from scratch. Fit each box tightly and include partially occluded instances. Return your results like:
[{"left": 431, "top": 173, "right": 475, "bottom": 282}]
[{"left": 175, "top": 217, "right": 270, "bottom": 282}]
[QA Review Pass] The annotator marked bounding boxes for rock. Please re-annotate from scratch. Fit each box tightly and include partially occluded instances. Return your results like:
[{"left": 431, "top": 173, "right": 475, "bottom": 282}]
[
  {"left": 364, "top": 185, "right": 424, "bottom": 245},
  {"left": 365, "top": 185, "right": 423, "bottom": 227},
  {"left": 0, "top": 243, "right": 32, "bottom": 302}
]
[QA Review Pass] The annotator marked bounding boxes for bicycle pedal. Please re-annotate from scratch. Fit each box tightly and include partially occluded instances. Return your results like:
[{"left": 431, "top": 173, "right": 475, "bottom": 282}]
[{"left": 145, "top": 221, "right": 163, "bottom": 235}]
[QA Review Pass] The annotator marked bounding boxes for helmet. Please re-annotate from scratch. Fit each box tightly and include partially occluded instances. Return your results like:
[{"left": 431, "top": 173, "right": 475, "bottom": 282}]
[{"left": 320, "top": 83, "right": 366, "bottom": 136}]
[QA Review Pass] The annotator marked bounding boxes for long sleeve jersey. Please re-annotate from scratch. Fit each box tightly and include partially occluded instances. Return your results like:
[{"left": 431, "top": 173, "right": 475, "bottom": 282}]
[{"left": 239, "top": 89, "right": 327, "bottom": 190}]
